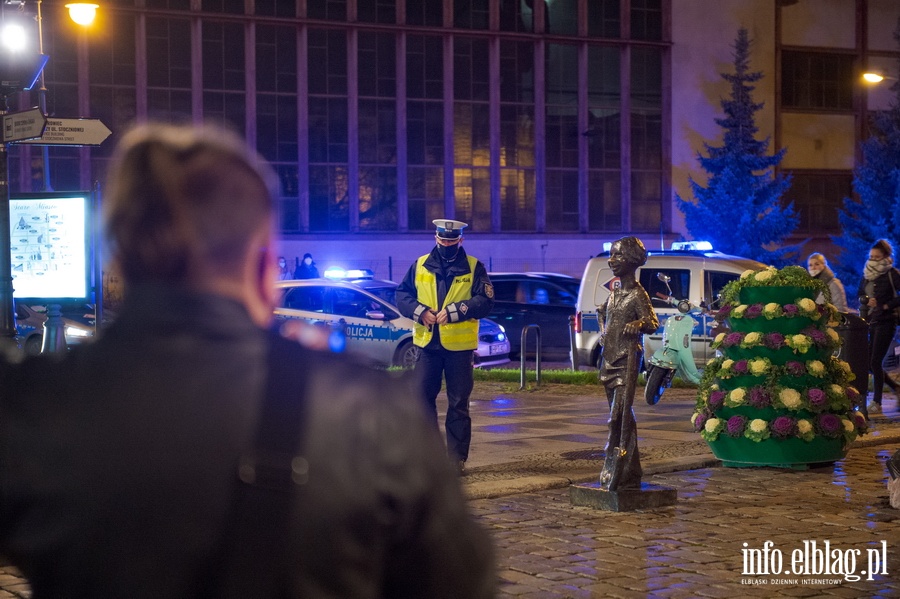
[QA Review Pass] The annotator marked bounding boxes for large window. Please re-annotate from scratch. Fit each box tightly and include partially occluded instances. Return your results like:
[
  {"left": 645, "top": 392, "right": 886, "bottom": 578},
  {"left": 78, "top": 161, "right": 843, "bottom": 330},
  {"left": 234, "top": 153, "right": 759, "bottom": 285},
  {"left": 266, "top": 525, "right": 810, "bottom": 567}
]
[
  {"left": 500, "top": 40, "right": 536, "bottom": 231},
  {"left": 308, "top": 29, "right": 349, "bottom": 231},
  {"left": 257, "top": 25, "right": 299, "bottom": 228},
  {"left": 406, "top": 0, "right": 442, "bottom": 26},
  {"left": 546, "top": 43, "right": 579, "bottom": 231},
  {"left": 30, "top": 0, "right": 670, "bottom": 239},
  {"left": 454, "top": 37, "right": 491, "bottom": 230},
  {"left": 358, "top": 31, "right": 397, "bottom": 231},
  {"left": 89, "top": 13, "right": 137, "bottom": 159},
  {"left": 784, "top": 172, "right": 851, "bottom": 234},
  {"left": 202, "top": 21, "right": 246, "bottom": 132},
  {"left": 587, "top": 46, "right": 621, "bottom": 231},
  {"left": 782, "top": 51, "right": 854, "bottom": 111},
  {"left": 407, "top": 35, "right": 444, "bottom": 231},
  {"left": 631, "top": 46, "right": 663, "bottom": 231}
]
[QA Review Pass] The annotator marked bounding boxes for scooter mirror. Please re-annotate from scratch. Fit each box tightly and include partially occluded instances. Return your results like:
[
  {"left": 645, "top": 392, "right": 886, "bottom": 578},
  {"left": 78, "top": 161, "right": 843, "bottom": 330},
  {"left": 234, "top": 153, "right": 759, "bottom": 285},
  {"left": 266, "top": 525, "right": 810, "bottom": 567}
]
[{"left": 656, "top": 272, "right": 671, "bottom": 283}]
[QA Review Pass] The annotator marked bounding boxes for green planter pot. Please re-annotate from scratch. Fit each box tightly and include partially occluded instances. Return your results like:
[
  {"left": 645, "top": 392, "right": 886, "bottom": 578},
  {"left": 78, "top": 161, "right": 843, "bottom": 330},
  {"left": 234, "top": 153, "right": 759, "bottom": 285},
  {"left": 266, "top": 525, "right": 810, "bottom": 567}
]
[
  {"left": 727, "top": 316, "right": 814, "bottom": 334},
  {"left": 723, "top": 346, "right": 799, "bottom": 364},
  {"left": 739, "top": 285, "right": 815, "bottom": 305},
  {"left": 717, "top": 374, "right": 766, "bottom": 391},
  {"left": 723, "top": 345, "right": 831, "bottom": 364},
  {"left": 707, "top": 435, "right": 847, "bottom": 469}
]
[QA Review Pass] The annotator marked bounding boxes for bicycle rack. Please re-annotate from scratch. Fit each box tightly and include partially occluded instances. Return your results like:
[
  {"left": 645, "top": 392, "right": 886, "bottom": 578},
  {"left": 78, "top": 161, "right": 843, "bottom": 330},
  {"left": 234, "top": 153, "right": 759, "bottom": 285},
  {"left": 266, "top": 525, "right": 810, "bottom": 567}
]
[{"left": 519, "top": 324, "right": 542, "bottom": 390}]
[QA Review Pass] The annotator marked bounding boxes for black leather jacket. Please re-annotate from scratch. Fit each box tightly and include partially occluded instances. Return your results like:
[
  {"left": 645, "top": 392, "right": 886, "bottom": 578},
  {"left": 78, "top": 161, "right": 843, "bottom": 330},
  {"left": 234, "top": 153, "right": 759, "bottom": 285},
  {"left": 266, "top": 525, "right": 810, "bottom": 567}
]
[
  {"left": 0, "top": 285, "right": 495, "bottom": 598},
  {"left": 857, "top": 267, "right": 900, "bottom": 325}
]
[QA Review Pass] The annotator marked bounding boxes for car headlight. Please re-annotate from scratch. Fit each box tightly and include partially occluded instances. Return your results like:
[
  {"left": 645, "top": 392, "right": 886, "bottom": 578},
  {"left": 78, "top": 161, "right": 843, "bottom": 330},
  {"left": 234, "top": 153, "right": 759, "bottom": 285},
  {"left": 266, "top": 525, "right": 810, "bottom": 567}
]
[{"left": 64, "top": 326, "right": 92, "bottom": 338}]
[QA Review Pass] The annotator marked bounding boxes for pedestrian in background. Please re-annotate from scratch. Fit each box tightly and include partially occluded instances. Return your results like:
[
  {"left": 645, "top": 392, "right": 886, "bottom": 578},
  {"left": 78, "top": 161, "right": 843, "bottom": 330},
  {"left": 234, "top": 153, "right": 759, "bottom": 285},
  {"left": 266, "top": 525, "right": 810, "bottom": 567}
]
[
  {"left": 857, "top": 238, "right": 900, "bottom": 415},
  {"left": 806, "top": 252, "right": 848, "bottom": 312},
  {"left": 276, "top": 256, "right": 292, "bottom": 280},
  {"left": 294, "top": 253, "right": 318, "bottom": 279},
  {"left": 0, "top": 124, "right": 495, "bottom": 598},
  {"left": 395, "top": 219, "right": 495, "bottom": 475}
]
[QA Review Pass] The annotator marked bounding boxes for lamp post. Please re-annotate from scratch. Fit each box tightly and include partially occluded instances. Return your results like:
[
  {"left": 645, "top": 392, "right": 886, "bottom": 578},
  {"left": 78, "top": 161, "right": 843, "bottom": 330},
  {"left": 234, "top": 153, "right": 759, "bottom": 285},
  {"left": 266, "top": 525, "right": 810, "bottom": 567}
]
[
  {"left": 34, "top": 3, "right": 97, "bottom": 191},
  {"left": 0, "top": 1, "right": 96, "bottom": 347}
]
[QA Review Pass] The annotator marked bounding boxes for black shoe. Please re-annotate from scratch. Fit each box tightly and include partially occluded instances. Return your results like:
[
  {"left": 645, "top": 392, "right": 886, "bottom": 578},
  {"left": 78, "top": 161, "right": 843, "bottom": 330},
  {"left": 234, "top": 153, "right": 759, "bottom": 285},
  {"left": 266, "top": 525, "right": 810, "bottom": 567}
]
[
  {"left": 455, "top": 460, "right": 467, "bottom": 476},
  {"left": 887, "top": 450, "right": 900, "bottom": 480}
]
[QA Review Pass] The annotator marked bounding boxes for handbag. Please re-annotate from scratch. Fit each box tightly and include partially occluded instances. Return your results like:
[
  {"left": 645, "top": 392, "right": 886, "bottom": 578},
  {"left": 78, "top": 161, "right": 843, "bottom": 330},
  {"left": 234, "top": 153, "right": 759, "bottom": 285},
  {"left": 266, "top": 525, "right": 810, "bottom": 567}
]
[{"left": 888, "top": 269, "right": 900, "bottom": 321}]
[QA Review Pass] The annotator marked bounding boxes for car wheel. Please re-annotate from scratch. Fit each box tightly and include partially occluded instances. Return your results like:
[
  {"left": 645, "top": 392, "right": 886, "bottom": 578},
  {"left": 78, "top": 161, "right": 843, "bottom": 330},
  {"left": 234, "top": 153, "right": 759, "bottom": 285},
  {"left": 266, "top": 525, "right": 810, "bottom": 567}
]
[
  {"left": 644, "top": 365, "right": 670, "bottom": 405},
  {"left": 394, "top": 341, "right": 421, "bottom": 368},
  {"left": 24, "top": 335, "right": 42, "bottom": 356}
]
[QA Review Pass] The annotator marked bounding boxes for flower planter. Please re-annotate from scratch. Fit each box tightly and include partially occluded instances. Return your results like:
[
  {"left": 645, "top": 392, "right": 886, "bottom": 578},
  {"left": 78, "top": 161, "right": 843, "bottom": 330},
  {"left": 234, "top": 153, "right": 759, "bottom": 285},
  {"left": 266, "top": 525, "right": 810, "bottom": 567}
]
[
  {"left": 728, "top": 316, "right": 814, "bottom": 334},
  {"left": 739, "top": 285, "right": 814, "bottom": 305},
  {"left": 722, "top": 346, "right": 831, "bottom": 366},
  {"left": 707, "top": 435, "right": 847, "bottom": 469},
  {"left": 693, "top": 269, "right": 866, "bottom": 471}
]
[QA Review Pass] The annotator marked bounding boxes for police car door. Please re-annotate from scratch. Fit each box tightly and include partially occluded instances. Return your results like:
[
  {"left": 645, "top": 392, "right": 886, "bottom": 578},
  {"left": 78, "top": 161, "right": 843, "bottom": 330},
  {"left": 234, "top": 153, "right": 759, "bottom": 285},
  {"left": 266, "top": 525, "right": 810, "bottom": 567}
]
[{"left": 329, "top": 286, "right": 398, "bottom": 366}]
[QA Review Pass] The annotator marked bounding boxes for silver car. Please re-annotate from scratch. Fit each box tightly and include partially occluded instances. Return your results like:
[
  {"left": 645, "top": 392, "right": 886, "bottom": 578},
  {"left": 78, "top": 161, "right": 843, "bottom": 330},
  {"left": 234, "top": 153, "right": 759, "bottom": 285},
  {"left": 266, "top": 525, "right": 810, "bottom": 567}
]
[{"left": 274, "top": 278, "right": 510, "bottom": 368}]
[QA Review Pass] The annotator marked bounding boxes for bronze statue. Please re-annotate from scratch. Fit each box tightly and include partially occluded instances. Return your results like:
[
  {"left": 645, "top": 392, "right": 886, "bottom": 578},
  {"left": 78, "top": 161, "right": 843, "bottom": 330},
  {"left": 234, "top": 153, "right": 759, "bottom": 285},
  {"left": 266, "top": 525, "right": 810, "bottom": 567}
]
[{"left": 597, "top": 237, "right": 659, "bottom": 490}]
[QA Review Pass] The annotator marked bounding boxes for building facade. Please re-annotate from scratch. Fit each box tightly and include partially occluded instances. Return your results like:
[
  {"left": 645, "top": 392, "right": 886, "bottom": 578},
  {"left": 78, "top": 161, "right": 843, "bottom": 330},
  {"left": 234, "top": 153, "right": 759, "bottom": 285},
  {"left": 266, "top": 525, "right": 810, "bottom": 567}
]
[{"left": 5, "top": 0, "right": 900, "bottom": 278}]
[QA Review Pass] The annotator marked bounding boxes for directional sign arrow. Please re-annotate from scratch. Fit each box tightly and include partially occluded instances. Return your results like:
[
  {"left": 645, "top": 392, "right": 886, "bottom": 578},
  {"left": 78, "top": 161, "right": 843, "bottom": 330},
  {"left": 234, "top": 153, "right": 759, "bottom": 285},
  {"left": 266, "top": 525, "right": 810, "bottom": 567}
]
[
  {"left": 2, "top": 108, "right": 47, "bottom": 143},
  {"left": 17, "top": 117, "right": 112, "bottom": 146}
]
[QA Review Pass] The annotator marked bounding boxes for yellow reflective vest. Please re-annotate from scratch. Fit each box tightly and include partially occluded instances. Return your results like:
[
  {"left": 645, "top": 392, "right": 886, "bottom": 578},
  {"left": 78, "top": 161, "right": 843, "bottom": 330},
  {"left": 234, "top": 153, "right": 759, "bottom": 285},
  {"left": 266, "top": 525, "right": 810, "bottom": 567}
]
[{"left": 413, "top": 255, "right": 480, "bottom": 350}]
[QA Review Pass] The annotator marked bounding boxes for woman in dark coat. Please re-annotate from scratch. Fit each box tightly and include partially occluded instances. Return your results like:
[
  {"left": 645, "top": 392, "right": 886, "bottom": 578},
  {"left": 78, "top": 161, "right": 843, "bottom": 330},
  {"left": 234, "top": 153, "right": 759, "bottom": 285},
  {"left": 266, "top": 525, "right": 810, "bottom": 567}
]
[{"left": 857, "top": 238, "right": 900, "bottom": 415}]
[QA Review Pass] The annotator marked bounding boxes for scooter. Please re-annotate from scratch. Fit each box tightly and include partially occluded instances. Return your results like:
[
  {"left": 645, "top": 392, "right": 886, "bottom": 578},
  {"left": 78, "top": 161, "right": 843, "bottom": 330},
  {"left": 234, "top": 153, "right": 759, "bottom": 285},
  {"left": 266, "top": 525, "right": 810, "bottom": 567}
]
[{"left": 644, "top": 273, "right": 709, "bottom": 405}]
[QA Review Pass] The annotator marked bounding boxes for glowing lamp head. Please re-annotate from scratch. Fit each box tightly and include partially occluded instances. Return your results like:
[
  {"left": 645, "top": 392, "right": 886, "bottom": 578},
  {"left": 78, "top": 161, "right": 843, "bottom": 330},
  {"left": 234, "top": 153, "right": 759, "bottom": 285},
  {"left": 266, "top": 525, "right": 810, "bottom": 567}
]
[
  {"left": 65, "top": 4, "right": 99, "bottom": 26},
  {"left": 863, "top": 72, "right": 885, "bottom": 84},
  {"left": 1, "top": 23, "right": 28, "bottom": 52}
]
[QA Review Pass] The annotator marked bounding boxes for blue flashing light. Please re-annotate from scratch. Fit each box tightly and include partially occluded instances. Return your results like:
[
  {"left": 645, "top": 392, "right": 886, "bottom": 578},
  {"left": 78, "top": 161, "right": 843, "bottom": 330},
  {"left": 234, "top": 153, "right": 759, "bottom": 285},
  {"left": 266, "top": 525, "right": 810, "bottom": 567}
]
[{"left": 671, "top": 240, "right": 714, "bottom": 251}]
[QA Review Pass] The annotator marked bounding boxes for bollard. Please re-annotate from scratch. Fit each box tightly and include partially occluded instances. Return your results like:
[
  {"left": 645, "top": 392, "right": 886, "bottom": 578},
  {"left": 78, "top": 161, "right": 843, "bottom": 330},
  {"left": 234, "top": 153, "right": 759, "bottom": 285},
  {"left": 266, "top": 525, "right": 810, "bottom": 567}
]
[
  {"left": 41, "top": 304, "right": 68, "bottom": 354},
  {"left": 568, "top": 314, "right": 579, "bottom": 371},
  {"left": 519, "top": 324, "right": 542, "bottom": 390}
]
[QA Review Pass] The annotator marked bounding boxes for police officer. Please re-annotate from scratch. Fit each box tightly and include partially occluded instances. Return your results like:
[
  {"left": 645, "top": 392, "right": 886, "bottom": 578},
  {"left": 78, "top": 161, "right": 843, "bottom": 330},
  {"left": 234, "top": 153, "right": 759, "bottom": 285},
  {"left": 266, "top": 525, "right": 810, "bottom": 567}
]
[{"left": 396, "top": 219, "right": 495, "bottom": 474}]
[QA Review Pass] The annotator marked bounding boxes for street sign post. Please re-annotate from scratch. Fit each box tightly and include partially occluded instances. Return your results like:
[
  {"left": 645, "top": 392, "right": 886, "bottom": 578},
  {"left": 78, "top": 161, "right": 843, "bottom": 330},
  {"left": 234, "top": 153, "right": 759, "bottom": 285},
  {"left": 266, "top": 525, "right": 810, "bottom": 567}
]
[
  {"left": 16, "top": 117, "right": 111, "bottom": 146},
  {"left": 2, "top": 108, "right": 47, "bottom": 143}
]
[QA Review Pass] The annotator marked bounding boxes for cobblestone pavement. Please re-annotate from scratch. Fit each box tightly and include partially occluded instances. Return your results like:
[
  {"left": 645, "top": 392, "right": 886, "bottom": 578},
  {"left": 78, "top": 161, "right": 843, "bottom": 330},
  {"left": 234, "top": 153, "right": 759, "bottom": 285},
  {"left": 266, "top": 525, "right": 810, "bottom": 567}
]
[
  {"left": 1, "top": 382, "right": 898, "bottom": 597},
  {"left": 471, "top": 446, "right": 900, "bottom": 598}
]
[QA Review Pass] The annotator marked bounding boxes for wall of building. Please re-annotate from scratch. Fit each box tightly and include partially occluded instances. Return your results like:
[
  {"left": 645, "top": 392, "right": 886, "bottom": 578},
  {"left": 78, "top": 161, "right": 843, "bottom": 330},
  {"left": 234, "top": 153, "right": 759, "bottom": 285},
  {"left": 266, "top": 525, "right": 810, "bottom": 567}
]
[
  {"left": 669, "top": 0, "right": 778, "bottom": 237},
  {"left": 278, "top": 232, "right": 685, "bottom": 282}
]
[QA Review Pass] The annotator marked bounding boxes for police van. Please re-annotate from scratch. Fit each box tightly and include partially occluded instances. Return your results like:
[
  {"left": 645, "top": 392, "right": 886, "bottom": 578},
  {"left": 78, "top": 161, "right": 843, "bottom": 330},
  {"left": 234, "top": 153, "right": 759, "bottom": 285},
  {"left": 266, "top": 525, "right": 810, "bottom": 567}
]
[{"left": 573, "top": 241, "right": 766, "bottom": 369}]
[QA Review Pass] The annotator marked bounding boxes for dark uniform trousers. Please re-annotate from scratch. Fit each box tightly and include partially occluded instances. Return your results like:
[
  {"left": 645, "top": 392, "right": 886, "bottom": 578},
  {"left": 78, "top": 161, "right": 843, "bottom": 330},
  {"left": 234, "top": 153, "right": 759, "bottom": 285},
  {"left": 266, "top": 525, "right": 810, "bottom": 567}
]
[{"left": 419, "top": 346, "right": 475, "bottom": 461}]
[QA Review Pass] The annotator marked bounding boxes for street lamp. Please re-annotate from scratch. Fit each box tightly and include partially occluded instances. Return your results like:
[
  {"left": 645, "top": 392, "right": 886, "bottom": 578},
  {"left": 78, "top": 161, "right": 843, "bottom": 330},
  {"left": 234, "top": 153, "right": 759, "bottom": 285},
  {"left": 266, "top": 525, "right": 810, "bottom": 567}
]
[
  {"left": 64, "top": 3, "right": 96, "bottom": 26},
  {"left": 863, "top": 72, "right": 885, "bottom": 84},
  {"left": 35, "top": 1, "right": 97, "bottom": 192},
  {"left": 0, "top": 0, "right": 96, "bottom": 347}
]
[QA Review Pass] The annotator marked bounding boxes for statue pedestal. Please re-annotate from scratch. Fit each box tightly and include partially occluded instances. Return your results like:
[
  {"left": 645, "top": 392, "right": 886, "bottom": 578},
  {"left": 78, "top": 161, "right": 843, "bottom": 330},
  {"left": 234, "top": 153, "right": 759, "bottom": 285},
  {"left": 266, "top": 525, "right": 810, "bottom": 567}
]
[{"left": 569, "top": 482, "right": 677, "bottom": 512}]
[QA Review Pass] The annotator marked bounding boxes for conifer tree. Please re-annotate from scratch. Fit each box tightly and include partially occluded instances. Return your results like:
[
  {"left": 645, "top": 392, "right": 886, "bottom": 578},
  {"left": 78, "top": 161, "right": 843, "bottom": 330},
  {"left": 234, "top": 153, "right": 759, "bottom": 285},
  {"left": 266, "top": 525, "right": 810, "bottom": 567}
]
[
  {"left": 677, "top": 28, "right": 796, "bottom": 265},
  {"left": 833, "top": 21, "right": 900, "bottom": 287}
]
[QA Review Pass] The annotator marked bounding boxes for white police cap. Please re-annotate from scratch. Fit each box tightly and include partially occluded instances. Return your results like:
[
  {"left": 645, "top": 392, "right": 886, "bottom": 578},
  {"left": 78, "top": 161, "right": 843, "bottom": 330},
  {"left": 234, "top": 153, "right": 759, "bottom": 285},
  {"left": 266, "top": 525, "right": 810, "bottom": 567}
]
[{"left": 433, "top": 219, "right": 468, "bottom": 240}]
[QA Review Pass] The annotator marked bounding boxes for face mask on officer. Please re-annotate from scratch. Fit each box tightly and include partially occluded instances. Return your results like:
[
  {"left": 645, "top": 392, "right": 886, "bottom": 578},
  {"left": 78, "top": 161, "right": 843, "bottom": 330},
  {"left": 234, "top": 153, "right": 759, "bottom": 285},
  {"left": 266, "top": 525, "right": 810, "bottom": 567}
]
[{"left": 437, "top": 240, "right": 461, "bottom": 261}]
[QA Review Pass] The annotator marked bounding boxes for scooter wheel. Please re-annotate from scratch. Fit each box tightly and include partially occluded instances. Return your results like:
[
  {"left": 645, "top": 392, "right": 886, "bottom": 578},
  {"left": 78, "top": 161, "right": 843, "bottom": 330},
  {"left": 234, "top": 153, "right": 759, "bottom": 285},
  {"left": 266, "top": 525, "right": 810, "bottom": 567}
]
[{"left": 645, "top": 366, "right": 669, "bottom": 405}]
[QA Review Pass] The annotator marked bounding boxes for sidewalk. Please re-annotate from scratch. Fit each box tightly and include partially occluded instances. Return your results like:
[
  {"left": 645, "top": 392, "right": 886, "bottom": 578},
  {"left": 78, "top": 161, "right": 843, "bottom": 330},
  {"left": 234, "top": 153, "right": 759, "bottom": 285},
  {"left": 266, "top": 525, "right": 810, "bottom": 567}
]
[
  {"left": 460, "top": 382, "right": 900, "bottom": 597},
  {"left": 460, "top": 381, "right": 900, "bottom": 499}
]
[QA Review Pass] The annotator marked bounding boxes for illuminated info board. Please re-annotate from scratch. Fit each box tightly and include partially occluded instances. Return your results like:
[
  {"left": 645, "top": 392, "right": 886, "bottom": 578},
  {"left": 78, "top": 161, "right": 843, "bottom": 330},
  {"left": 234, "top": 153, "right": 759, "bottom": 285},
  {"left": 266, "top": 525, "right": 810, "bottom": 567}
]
[{"left": 9, "top": 193, "right": 91, "bottom": 300}]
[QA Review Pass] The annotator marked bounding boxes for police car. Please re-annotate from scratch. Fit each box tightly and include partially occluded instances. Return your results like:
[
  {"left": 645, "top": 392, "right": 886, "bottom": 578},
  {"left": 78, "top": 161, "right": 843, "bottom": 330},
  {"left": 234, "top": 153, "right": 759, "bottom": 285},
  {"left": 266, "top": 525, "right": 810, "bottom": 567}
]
[
  {"left": 274, "top": 274, "right": 510, "bottom": 368},
  {"left": 15, "top": 302, "right": 97, "bottom": 355},
  {"left": 574, "top": 241, "right": 766, "bottom": 369}
]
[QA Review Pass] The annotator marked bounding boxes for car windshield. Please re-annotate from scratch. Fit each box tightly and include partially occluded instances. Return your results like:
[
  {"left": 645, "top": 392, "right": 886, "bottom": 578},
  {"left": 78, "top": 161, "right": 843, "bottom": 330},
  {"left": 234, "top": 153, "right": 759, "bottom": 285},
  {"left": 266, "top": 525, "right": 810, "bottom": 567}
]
[{"left": 362, "top": 284, "right": 398, "bottom": 306}]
